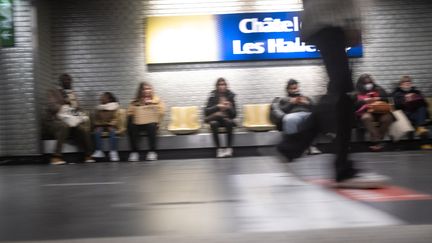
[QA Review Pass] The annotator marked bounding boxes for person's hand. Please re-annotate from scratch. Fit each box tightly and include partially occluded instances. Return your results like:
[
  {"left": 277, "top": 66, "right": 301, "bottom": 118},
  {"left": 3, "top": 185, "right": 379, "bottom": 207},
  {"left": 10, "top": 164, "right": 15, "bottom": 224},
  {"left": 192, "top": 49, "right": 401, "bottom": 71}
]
[
  {"left": 298, "top": 97, "right": 309, "bottom": 104},
  {"left": 289, "top": 97, "right": 299, "bottom": 104},
  {"left": 405, "top": 93, "right": 415, "bottom": 101},
  {"left": 223, "top": 101, "right": 232, "bottom": 109},
  {"left": 365, "top": 97, "right": 376, "bottom": 103}
]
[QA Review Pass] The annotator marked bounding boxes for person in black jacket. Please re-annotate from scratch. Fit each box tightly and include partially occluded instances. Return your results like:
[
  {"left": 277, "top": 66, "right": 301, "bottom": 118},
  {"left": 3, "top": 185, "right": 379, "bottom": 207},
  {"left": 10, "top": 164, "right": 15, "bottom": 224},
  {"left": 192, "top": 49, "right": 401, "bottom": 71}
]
[
  {"left": 392, "top": 75, "right": 430, "bottom": 138},
  {"left": 270, "top": 79, "right": 321, "bottom": 154},
  {"left": 204, "top": 78, "right": 237, "bottom": 158}
]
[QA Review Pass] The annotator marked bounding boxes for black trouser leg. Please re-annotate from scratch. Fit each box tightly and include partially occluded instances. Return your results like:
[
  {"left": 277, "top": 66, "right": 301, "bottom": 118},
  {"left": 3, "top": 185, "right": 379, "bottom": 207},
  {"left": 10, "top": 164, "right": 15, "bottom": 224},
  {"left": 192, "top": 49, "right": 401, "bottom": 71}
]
[
  {"left": 313, "top": 27, "right": 357, "bottom": 181},
  {"left": 127, "top": 118, "right": 140, "bottom": 152},
  {"left": 224, "top": 120, "right": 234, "bottom": 148},
  {"left": 209, "top": 121, "right": 221, "bottom": 148},
  {"left": 145, "top": 123, "right": 158, "bottom": 151}
]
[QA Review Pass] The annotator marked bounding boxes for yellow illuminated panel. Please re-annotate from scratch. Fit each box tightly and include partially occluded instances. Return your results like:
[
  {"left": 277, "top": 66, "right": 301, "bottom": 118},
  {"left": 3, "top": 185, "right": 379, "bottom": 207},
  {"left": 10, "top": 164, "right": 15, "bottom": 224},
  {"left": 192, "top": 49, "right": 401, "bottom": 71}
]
[{"left": 146, "top": 15, "right": 219, "bottom": 64}]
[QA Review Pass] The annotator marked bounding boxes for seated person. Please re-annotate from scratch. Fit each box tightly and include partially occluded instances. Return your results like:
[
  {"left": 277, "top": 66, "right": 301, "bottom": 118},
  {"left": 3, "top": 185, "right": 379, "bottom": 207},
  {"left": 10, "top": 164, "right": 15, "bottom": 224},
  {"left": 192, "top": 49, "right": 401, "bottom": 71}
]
[
  {"left": 127, "top": 82, "right": 165, "bottom": 162},
  {"left": 91, "top": 92, "right": 121, "bottom": 161},
  {"left": 270, "top": 79, "right": 321, "bottom": 154},
  {"left": 204, "top": 77, "right": 237, "bottom": 158},
  {"left": 392, "top": 75, "right": 430, "bottom": 137},
  {"left": 46, "top": 73, "right": 94, "bottom": 164},
  {"left": 355, "top": 74, "right": 393, "bottom": 151}
]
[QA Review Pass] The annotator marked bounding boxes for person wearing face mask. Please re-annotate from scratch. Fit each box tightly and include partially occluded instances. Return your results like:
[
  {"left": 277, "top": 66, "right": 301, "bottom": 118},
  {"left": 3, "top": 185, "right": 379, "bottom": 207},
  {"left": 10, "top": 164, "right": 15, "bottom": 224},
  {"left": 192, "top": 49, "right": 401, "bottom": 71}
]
[
  {"left": 392, "top": 76, "right": 430, "bottom": 147},
  {"left": 355, "top": 74, "right": 394, "bottom": 151},
  {"left": 270, "top": 79, "right": 322, "bottom": 155}
]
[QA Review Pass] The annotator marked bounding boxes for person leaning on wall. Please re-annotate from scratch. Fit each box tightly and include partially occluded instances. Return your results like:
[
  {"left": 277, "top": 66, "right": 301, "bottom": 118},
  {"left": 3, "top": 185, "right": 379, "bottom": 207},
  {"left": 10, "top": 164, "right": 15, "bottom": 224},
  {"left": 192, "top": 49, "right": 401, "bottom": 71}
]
[
  {"left": 127, "top": 82, "right": 165, "bottom": 162},
  {"left": 204, "top": 77, "right": 237, "bottom": 158},
  {"left": 46, "top": 73, "right": 95, "bottom": 165}
]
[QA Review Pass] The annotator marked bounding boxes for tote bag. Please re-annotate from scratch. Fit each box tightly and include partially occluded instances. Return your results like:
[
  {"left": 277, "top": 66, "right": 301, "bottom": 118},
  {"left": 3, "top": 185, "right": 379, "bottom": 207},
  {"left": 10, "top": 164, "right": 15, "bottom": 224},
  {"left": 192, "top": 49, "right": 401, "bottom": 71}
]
[{"left": 388, "top": 110, "right": 414, "bottom": 142}]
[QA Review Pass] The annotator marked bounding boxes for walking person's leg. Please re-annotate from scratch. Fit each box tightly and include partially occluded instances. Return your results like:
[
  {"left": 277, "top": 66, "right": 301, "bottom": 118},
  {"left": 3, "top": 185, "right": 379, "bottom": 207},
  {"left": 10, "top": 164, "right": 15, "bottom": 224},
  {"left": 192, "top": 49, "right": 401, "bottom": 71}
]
[
  {"left": 313, "top": 27, "right": 357, "bottom": 181},
  {"left": 314, "top": 27, "right": 388, "bottom": 187}
]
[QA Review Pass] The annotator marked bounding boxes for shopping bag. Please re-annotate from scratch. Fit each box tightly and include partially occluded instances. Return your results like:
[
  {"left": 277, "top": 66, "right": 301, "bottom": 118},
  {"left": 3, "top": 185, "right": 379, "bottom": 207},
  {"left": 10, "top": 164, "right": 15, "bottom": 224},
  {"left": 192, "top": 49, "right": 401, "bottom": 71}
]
[{"left": 388, "top": 110, "right": 414, "bottom": 141}]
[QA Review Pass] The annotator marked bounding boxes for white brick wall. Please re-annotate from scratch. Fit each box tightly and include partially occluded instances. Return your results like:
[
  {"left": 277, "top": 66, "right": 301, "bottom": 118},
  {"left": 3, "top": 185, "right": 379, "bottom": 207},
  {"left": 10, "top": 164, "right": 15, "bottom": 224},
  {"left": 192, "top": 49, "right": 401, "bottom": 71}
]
[
  {"left": 1, "top": 0, "right": 432, "bottom": 156},
  {"left": 0, "top": 0, "right": 38, "bottom": 156}
]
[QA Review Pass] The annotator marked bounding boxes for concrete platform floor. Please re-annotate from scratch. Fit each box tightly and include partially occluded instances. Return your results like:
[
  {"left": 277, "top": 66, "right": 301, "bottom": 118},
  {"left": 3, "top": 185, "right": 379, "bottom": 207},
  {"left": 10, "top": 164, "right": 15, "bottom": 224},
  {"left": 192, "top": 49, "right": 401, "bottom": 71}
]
[{"left": 1, "top": 151, "right": 431, "bottom": 242}]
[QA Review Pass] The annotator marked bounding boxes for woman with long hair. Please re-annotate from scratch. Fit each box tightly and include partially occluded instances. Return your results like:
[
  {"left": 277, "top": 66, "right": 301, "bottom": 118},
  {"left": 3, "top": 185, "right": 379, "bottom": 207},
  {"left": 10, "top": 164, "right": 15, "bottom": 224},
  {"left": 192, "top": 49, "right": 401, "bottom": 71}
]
[
  {"left": 127, "top": 82, "right": 165, "bottom": 161},
  {"left": 355, "top": 74, "right": 394, "bottom": 151},
  {"left": 204, "top": 78, "right": 237, "bottom": 158}
]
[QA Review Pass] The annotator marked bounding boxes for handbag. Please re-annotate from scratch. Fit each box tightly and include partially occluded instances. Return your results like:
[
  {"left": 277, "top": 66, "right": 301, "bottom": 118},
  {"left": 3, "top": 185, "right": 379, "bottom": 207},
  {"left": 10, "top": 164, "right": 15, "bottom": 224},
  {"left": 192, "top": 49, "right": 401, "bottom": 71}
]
[
  {"left": 388, "top": 110, "right": 414, "bottom": 141},
  {"left": 368, "top": 101, "right": 392, "bottom": 114},
  {"left": 57, "top": 105, "right": 89, "bottom": 127}
]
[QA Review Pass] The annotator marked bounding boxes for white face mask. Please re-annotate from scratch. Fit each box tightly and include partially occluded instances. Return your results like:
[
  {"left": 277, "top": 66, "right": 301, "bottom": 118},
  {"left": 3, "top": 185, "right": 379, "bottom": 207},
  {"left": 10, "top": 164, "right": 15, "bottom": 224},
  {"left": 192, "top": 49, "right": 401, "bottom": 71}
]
[{"left": 364, "top": 83, "right": 374, "bottom": 91}]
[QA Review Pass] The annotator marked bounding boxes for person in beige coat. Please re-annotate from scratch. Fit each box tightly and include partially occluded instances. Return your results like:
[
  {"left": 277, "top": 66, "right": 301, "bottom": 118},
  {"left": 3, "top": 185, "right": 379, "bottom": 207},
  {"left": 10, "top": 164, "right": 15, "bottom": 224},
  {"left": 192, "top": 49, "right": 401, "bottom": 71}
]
[{"left": 127, "top": 82, "right": 165, "bottom": 161}]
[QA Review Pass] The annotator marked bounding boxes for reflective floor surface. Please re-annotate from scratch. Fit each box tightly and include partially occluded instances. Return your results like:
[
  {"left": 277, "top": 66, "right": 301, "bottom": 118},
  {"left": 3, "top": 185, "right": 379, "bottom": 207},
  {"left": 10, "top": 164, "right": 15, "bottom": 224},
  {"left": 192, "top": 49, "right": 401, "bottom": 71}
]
[{"left": 1, "top": 151, "right": 432, "bottom": 242}]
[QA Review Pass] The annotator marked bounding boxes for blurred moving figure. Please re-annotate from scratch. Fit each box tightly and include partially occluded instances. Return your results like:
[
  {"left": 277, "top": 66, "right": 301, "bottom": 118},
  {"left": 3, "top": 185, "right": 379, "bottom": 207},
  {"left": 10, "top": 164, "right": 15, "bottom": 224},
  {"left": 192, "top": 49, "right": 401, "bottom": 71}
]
[
  {"left": 204, "top": 78, "right": 237, "bottom": 158},
  {"left": 127, "top": 82, "right": 165, "bottom": 161},
  {"left": 92, "top": 92, "right": 121, "bottom": 161},
  {"left": 355, "top": 74, "right": 394, "bottom": 152},
  {"left": 277, "top": 0, "right": 389, "bottom": 188},
  {"left": 47, "top": 73, "right": 94, "bottom": 164},
  {"left": 270, "top": 79, "right": 321, "bottom": 155}
]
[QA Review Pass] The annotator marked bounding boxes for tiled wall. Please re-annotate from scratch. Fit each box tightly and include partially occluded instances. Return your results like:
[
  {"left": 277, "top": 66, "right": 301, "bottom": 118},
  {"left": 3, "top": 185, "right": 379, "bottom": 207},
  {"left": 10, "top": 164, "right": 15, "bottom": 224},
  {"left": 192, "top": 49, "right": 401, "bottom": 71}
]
[
  {"left": 1, "top": 0, "right": 432, "bottom": 156},
  {"left": 0, "top": 0, "right": 38, "bottom": 156}
]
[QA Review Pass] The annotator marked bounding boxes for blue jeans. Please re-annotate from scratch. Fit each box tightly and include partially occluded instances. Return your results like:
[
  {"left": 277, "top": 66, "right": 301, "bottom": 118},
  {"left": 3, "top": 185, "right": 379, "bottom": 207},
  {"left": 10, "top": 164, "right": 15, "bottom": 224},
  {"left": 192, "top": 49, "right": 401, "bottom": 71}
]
[
  {"left": 282, "top": 112, "right": 312, "bottom": 135},
  {"left": 94, "top": 127, "right": 118, "bottom": 151}
]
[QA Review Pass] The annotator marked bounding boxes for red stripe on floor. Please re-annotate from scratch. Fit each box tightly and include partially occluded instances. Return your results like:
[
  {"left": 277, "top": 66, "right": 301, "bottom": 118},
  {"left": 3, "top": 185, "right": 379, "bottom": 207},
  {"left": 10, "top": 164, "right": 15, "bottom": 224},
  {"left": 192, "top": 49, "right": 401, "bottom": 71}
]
[{"left": 310, "top": 179, "right": 432, "bottom": 202}]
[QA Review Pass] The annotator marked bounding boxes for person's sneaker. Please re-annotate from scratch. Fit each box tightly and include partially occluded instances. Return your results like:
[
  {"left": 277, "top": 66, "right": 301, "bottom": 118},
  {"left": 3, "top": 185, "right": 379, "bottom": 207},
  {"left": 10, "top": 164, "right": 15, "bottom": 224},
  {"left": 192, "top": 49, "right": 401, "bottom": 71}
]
[
  {"left": 416, "top": 126, "right": 429, "bottom": 137},
  {"left": 128, "top": 152, "right": 139, "bottom": 162},
  {"left": 336, "top": 172, "right": 390, "bottom": 189},
  {"left": 308, "top": 146, "right": 322, "bottom": 155},
  {"left": 91, "top": 150, "right": 105, "bottom": 158},
  {"left": 84, "top": 156, "right": 96, "bottom": 163},
  {"left": 420, "top": 144, "right": 432, "bottom": 150},
  {"left": 216, "top": 148, "right": 225, "bottom": 158},
  {"left": 109, "top": 151, "right": 120, "bottom": 161},
  {"left": 50, "top": 156, "right": 66, "bottom": 165},
  {"left": 224, "top": 147, "right": 233, "bottom": 157},
  {"left": 146, "top": 151, "right": 158, "bottom": 161}
]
